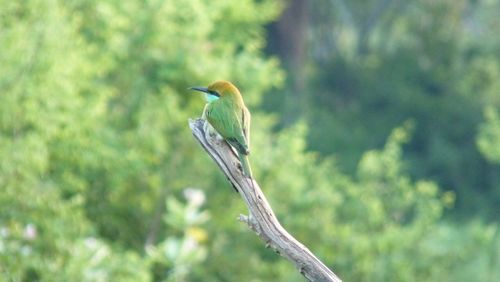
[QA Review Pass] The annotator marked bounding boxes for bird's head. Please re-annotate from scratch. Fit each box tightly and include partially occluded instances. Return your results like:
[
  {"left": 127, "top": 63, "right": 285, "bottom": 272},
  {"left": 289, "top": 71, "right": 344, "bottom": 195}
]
[{"left": 190, "top": 80, "right": 241, "bottom": 103}]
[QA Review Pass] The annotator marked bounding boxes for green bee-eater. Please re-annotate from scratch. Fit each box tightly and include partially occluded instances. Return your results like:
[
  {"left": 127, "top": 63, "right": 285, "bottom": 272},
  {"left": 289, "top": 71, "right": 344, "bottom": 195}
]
[{"left": 190, "top": 80, "right": 253, "bottom": 178}]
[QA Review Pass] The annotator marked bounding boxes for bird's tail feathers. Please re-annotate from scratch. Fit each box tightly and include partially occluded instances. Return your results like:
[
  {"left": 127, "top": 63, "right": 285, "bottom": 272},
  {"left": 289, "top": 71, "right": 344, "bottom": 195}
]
[{"left": 238, "top": 153, "right": 253, "bottom": 178}]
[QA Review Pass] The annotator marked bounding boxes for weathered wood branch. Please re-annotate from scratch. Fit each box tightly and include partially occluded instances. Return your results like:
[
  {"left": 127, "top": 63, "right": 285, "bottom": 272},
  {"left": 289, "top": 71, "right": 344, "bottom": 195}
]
[{"left": 189, "top": 118, "right": 342, "bottom": 282}]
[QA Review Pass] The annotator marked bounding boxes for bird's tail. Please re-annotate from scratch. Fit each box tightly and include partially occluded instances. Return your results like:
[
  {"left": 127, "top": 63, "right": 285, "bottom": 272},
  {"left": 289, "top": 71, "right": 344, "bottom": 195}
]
[{"left": 238, "top": 153, "right": 253, "bottom": 178}]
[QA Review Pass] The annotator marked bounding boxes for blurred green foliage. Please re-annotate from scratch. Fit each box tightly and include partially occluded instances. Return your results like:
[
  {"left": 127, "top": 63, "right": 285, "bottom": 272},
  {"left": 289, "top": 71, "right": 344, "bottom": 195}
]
[
  {"left": 0, "top": 0, "right": 499, "bottom": 281},
  {"left": 267, "top": 0, "right": 500, "bottom": 218}
]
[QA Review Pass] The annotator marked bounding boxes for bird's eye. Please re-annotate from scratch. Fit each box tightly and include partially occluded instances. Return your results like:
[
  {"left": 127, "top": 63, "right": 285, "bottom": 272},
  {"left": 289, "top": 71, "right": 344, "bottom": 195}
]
[{"left": 209, "top": 90, "right": 220, "bottom": 97}]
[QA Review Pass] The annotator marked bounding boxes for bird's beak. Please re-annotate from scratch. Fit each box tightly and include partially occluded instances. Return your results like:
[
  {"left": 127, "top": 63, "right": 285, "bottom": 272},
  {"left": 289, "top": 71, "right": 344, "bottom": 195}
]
[{"left": 189, "top": 86, "right": 209, "bottom": 93}]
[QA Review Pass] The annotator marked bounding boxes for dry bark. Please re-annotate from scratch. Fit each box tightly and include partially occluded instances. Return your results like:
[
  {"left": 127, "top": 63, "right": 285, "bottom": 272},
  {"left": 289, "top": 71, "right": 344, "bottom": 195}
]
[{"left": 189, "top": 118, "right": 342, "bottom": 282}]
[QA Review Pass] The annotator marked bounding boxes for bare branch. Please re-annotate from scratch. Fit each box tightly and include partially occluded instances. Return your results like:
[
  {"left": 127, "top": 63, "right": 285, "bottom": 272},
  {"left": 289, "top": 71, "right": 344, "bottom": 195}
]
[{"left": 189, "top": 118, "right": 342, "bottom": 282}]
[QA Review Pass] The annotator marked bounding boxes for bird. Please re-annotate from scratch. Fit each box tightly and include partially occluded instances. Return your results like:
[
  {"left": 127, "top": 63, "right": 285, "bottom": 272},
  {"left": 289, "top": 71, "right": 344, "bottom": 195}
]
[{"left": 190, "top": 80, "right": 253, "bottom": 178}]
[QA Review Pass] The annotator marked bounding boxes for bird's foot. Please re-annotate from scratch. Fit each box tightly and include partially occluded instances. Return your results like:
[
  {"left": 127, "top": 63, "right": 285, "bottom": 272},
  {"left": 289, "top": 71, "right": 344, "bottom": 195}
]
[{"left": 203, "top": 120, "right": 223, "bottom": 140}]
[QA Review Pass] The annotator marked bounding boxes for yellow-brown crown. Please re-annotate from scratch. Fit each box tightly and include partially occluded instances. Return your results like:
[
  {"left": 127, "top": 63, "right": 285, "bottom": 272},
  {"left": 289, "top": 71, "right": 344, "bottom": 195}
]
[{"left": 207, "top": 80, "right": 241, "bottom": 97}]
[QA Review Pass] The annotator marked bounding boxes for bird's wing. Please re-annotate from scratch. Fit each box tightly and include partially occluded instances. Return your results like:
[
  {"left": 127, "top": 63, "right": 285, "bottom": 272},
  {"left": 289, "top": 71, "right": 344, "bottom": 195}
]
[
  {"left": 242, "top": 106, "right": 251, "bottom": 150},
  {"left": 206, "top": 102, "right": 249, "bottom": 155}
]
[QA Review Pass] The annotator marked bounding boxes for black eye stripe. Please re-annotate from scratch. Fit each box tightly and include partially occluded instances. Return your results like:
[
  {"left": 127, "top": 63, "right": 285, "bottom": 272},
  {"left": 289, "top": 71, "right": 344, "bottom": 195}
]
[{"left": 209, "top": 90, "right": 220, "bottom": 97}]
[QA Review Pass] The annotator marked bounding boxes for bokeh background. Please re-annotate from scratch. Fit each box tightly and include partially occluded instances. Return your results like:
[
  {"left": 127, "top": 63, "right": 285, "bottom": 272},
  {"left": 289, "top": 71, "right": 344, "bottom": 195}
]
[{"left": 1, "top": 0, "right": 500, "bottom": 281}]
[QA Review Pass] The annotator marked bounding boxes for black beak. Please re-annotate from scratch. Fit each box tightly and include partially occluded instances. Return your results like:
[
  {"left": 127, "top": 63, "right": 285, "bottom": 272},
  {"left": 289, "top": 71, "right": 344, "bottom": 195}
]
[
  {"left": 189, "top": 86, "right": 209, "bottom": 93},
  {"left": 189, "top": 86, "right": 220, "bottom": 97}
]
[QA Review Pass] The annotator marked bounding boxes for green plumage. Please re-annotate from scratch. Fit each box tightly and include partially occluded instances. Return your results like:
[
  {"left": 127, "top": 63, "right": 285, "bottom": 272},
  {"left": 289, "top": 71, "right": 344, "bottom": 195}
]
[{"left": 191, "top": 81, "right": 253, "bottom": 178}]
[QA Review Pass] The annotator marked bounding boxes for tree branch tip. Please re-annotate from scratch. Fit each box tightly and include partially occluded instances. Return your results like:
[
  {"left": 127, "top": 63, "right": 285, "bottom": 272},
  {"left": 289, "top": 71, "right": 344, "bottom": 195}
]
[
  {"left": 188, "top": 118, "right": 199, "bottom": 128},
  {"left": 189, "top": 117, "right": 208, "bottom": 130}
]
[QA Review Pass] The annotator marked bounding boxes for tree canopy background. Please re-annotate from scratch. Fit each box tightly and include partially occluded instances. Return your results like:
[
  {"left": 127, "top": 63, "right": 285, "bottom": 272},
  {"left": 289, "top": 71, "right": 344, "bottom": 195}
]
[{"left": 1, "top": 0, "right": 499, "bottom": 281}]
